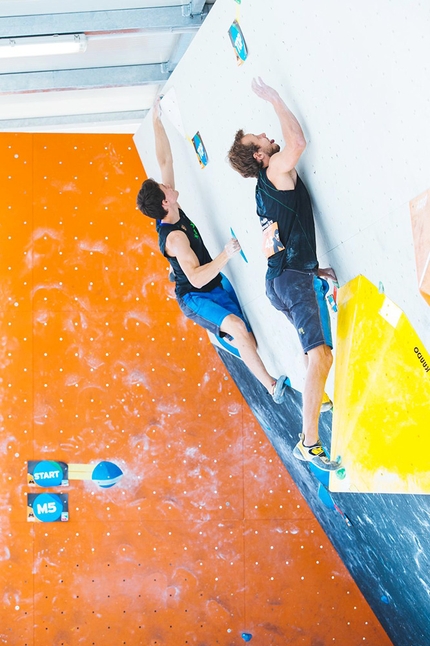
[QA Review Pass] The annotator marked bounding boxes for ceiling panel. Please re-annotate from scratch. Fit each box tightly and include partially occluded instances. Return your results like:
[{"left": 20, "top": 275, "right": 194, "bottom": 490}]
[
  {"left": 0, "top": 85, "right": 157, "bottom": 120},
  {"left": 0, "top": 1, "right": 215, "bottom": 132},
  {"left": 0, "top": 0, "right": 184, "bottom": 16},
  {"left": 0, "top": 32, "right": 178, "bottom": 74}
]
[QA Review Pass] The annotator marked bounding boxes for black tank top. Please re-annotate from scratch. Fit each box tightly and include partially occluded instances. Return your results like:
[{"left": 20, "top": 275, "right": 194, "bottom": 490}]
[
  {"left": 256, "top": 169, "right": 318, "bottom": 280},
  {"left": 156, "top": 209, "right": 222, "bottom": 298}
]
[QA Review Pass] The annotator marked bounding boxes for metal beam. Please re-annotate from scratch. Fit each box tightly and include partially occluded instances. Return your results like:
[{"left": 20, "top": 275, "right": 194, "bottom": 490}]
[
  {"left": 188, "top": 0, "right": 208, "bottom": 17},
  {"left": 0, "top": 6, "right": 209, "bottom": 39},
  {"left": 165, "top": 32, "right": 194, "bottom": 73},
  {"left": 0, "top": 64, "right": 169, "bottom": 93},
  {"left": 0, "top": 109, "right": 149, "bottom": 132}
]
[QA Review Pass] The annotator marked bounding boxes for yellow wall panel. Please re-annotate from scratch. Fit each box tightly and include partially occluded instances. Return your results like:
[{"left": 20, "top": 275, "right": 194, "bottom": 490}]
[{"left": 331, "top": 275, "right": 430, "bottom": 493}]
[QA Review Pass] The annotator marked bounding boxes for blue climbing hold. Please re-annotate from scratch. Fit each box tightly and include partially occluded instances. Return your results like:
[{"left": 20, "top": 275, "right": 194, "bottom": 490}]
[
  {"left": 91, "top": 461, "right": 123, "bottom": 488},
  {"left": 309, "top": 462, "right": 330, "bottom": 487},
  {"left": 317, "top": 483, "right": 336, "bottom": 509},
  {"left": 241, "top": 633, "right": 253, "bottom": 642},
  {"left": 381, "top": 595, "right": 390, "bottom": 604}
]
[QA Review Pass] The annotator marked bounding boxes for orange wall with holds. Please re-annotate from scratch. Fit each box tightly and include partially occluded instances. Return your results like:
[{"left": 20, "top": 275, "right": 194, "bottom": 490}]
[{"left": 0, "top": 133, "right": 391, "bottom": 645}]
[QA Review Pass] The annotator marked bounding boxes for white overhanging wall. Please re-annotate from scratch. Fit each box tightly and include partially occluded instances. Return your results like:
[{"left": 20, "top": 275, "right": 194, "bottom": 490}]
[{"left": 134, "top": 0, "right": 430, "bottom": 395}]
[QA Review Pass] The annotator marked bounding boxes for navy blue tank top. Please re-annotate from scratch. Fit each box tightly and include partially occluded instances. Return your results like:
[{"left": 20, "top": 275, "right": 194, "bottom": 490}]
[
  {"left": 156, "top": 208, "right": 222, "bottom": 298},
  {"left": 256, "top": 169, "right": 318, "bottom": 280}
]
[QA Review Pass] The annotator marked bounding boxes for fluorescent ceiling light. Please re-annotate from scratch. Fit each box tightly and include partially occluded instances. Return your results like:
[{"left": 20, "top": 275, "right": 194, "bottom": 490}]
[{"left": 0, "top": 34, "right": 87, "bottom": 58}]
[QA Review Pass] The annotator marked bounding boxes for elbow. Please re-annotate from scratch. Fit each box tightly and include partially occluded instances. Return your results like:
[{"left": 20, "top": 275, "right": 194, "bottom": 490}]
[
  {"left": 189, "top": 277, "right": 205, "bottom": 289},
  {"left": 188, "top": 269, "right": 209, "bottom": 289},
  {"left": 289, "top": 137, "right": 306, "bottom": 165},
  {"left": 295, "top": 137, "right": 306, "bottom": 153},
  {"left": 185, "top": 269, "right": 203, "bottom": 289}
]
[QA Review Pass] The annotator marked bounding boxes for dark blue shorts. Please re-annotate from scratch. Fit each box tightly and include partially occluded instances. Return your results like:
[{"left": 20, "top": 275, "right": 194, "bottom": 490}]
[
  {"left": 177, "top": 274, "right": 250, "bottom": 340},
  {"left": 265, "top": 269, "right": 332, "bottom": 353}
]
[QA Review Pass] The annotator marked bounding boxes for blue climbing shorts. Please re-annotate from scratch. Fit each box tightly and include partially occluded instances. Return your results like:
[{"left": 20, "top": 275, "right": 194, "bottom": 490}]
[
  {"left": 177, "top": 274, "right": 251, "bottom": 340},
  {"left": 265, "top": 269, "right": 332, "bottom": 353}
]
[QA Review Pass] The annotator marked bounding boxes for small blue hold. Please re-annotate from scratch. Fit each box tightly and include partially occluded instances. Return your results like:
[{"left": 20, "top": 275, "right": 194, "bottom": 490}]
[
  {"left": 381, "top": 595, "right": 390, "bottom": 604},
  {"left": 241, "top": 633, "right": 253, "bottom": 642},
  {"left": 91, "top": 461, "right": 123, "bottom": 488},
  {"left": 327, "top": 294, "right": 338, "bottom": 312}
]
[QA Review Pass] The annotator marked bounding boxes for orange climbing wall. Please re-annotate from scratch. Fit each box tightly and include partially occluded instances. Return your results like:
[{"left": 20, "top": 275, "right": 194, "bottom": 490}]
[{"left": 0, "top": 133, "right": 391, "bottom": 645}]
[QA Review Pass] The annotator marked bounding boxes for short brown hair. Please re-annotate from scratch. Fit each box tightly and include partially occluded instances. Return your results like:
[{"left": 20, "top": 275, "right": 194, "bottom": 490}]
[
  {"left": 228, "top": 129, "right": 262, "bottom": 178},
  {"left": 136, "top": 178, "right": 167, "bottom": 220}
]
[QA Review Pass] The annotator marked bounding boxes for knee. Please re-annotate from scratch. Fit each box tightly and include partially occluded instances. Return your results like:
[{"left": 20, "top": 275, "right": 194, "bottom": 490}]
[
  {"left": 309, "top": 344, "right": 333, "bottom": 372},
  {"left": 322, "top": 346, "right": 333, "bottom": 372},
  {"left": 222, "top": 314, "right": 248, "bottom": 341},
  {"left": 325, "top": 349, "right": 334, "bottom": 371}
]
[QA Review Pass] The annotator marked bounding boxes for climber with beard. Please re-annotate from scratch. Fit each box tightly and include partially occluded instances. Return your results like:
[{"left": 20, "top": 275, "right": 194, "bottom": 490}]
[{"left": 228, "top": 77, "right": 340, "bottom": 471}]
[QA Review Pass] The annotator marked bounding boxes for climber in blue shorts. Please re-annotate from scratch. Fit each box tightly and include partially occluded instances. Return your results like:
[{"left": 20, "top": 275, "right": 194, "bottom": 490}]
[{"left": 136, "top": 97, "right": 290, "bottom": 404}]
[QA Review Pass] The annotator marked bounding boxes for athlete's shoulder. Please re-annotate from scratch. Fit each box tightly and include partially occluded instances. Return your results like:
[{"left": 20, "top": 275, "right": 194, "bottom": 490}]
[
  {"left": 266, "top": 165, "right": 297, "bottom": 191},
  {"left": 165, "top": 228, "right": 191, "bottom": 256}
]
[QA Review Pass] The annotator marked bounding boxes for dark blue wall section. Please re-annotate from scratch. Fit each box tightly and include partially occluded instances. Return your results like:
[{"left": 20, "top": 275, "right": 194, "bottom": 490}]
[{"left": 217, "top": 347, "right": 430, "bottom": 646}]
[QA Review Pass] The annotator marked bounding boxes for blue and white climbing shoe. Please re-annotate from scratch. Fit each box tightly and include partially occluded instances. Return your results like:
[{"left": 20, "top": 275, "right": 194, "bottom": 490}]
[
  {"left": 271, "top": 375, "right": 291, "bottom": 404},
  {"left": 293, "top": 433, "right": 341, "bottom": 471}
]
